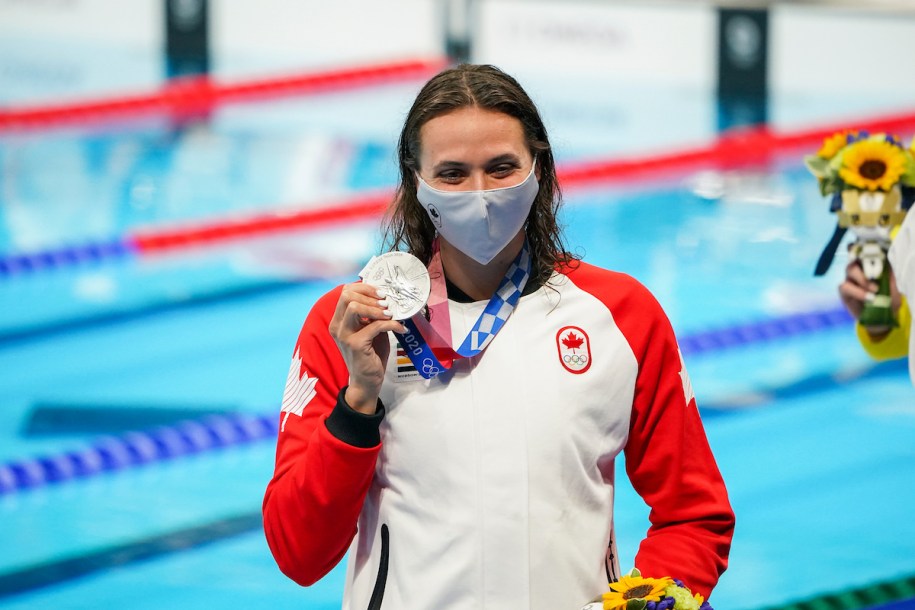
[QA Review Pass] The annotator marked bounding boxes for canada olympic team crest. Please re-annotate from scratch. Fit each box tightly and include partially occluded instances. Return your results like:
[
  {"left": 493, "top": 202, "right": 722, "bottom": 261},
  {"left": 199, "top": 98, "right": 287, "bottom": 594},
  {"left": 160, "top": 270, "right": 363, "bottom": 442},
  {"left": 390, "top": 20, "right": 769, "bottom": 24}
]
[{"left": 556, "top": 326, "right": 592, "bottom": 374}]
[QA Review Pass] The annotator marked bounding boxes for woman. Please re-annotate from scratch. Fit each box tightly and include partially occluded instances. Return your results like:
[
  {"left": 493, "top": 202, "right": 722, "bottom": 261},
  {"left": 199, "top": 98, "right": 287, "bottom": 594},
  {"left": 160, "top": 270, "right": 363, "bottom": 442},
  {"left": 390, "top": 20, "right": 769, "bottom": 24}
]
[{"left": 263, "top": 64, "right": 735, "bottom": 609}]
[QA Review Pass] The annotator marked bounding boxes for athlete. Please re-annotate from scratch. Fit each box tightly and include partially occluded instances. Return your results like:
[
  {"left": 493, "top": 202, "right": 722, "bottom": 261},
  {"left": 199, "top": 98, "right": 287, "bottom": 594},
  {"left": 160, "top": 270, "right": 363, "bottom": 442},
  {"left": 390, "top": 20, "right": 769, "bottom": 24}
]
[{"left": 263, "top": 64, "right": 735, "bottom": 610}]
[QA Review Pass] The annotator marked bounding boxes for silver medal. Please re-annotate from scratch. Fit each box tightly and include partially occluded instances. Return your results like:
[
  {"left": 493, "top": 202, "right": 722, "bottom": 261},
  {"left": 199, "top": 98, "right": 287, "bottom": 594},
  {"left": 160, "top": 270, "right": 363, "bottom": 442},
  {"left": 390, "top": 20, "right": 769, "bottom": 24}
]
[{"left": 359, "top": 251, "right": 431, "bottom": 320}]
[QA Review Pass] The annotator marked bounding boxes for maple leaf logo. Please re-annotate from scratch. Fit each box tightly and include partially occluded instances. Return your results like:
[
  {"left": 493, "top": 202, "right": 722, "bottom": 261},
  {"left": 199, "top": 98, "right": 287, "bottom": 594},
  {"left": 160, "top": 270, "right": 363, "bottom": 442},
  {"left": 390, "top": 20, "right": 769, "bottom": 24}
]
[
  {"left": 556, "top": 326, "right": 591, "bottom": 374},
  {"left": 679, "top": 349, "right": 695, "bottom": 407},
  {"left": 280, "top": 349, "right": 318, "bottom": 432},
  {"left": 562, "top": 331, "right": 585, "bottom": 352}
]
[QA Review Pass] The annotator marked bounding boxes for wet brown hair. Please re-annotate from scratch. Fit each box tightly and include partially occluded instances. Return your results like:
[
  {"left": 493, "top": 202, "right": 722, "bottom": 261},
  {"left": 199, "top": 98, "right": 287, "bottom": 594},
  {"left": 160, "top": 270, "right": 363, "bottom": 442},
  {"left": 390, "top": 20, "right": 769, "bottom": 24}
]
[{"left": 381, "top": 63, "right": 577, "bottom": 288}]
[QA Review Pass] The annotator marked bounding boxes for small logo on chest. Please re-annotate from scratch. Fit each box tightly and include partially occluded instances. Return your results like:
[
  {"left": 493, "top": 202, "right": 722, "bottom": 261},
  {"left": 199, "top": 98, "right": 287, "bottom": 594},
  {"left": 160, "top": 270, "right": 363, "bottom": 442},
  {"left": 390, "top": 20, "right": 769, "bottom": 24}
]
[{"left": 556, "top": 326, "right": 592, "bottom": 374}]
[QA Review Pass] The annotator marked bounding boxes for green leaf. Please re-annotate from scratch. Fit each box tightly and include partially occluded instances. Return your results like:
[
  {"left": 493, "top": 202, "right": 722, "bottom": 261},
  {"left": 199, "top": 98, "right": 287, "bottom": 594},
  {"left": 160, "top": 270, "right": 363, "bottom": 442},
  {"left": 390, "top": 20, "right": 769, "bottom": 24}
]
[
  {"left": 804, "top": 154, "right": 830, "bottom": 178},
  {"left": 901, "top": 154, "right": 915, "bottom": 187},
  {"left": 626, "top": 599, "right": 647, "bottom": 610},
  {"left": 822, "top": 176, "right": 844, "bottom": 197}
]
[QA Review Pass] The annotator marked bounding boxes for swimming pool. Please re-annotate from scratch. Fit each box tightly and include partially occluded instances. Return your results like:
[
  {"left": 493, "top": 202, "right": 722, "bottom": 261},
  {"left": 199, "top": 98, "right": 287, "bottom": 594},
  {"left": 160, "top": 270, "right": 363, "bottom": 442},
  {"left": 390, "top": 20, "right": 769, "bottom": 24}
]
[{"left": 1, "top": 67, "right": 913, "bottom": 610}]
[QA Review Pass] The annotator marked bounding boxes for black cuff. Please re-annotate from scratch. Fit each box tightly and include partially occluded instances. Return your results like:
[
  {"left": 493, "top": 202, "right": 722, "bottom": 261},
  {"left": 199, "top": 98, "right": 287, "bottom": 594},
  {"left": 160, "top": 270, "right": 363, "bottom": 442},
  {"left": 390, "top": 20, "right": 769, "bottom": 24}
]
[{"left": 325, "top": 387, "right": 385, "bottom": 448}]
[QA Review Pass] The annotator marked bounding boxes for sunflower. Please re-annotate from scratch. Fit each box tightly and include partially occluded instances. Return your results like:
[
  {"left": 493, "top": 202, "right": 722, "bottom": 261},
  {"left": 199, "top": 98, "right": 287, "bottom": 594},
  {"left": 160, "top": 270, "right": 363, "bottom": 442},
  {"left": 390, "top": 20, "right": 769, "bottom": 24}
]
[
  {"left": 839, "top": 138, "right": 908, "bottom": 191},
  {"left": 603, "top": 574, "right": 673, "bottom": 610},
  {"left": 817, "top": 130, "right": 856, "bottom": 160}
]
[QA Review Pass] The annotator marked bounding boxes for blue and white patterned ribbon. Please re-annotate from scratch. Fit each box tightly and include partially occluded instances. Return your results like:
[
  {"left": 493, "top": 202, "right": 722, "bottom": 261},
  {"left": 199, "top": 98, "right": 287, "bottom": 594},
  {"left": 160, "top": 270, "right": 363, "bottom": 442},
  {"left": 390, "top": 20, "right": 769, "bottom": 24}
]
[{"left": 393, "top": 242, "right": 531, "bottom": 379}]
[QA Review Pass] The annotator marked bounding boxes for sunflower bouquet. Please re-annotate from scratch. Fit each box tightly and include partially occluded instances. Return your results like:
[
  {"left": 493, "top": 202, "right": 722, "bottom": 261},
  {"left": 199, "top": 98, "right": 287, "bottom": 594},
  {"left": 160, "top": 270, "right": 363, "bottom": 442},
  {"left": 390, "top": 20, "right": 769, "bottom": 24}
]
[
  {"left": 804, "top": 130, "right": 915, "bottom": 326},
  {"left": 805, "top": 130, "right": 915, "bottom": 198},
  {"left": 583, "top": 569, "right": 712, "bottom": 610}
]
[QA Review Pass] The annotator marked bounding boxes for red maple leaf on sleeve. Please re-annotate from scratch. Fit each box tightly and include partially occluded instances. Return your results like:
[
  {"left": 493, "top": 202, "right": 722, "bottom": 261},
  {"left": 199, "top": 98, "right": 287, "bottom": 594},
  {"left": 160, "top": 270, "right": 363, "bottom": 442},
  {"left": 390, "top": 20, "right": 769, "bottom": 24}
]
[{"left": 562, "top": 332, "right": 584, "bottom": 352}]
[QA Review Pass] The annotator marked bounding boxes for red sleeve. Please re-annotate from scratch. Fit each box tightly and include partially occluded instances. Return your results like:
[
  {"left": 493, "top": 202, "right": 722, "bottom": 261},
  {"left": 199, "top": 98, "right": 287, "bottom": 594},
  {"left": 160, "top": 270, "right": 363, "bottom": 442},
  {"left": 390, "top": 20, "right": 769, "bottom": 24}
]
[
  {"left": 262, "top": 286, "right": 383, "bottom": 586},
  {"left": 567, "top": 263, "right": 735, "bottom": 600}
]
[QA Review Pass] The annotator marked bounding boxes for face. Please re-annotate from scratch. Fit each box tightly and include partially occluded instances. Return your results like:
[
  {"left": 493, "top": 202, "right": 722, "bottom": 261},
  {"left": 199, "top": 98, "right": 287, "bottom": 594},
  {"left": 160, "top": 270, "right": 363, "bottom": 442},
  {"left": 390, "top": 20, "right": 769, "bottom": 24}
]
[{"left": 417, "top": 106, "right": 534, "bottom": 192}]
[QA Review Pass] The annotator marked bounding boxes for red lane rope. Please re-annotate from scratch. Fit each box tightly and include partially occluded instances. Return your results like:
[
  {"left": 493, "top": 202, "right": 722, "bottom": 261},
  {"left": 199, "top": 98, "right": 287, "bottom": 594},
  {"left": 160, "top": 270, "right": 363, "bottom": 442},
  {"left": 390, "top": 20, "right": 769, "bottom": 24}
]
[
  {"left": 130, "top": 192, "right": 391, "bottom": 253},
  {"left": 561, "top": 109, "right": 915, "bottom": 187},
  {"left": 125, "top": 107, "right": 915, "bottom": 253},
  {"left": 0, "top": 57, "right": 449, "bottom": 131}
]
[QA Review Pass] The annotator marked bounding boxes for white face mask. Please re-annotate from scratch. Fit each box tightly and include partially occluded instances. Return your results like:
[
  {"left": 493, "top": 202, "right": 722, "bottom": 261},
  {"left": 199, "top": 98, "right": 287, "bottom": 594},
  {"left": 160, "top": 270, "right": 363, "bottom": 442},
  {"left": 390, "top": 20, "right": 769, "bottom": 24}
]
[{"left": 416, "top": 162, "right": 539, "bottom": 264}]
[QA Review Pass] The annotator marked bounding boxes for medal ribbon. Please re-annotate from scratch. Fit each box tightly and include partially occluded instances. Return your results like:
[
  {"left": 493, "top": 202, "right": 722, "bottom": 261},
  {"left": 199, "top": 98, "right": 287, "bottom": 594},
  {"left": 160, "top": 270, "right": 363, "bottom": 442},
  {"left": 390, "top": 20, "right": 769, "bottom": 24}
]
[{"left": 393, "top": 240, "right": 531, "bottom": 379}]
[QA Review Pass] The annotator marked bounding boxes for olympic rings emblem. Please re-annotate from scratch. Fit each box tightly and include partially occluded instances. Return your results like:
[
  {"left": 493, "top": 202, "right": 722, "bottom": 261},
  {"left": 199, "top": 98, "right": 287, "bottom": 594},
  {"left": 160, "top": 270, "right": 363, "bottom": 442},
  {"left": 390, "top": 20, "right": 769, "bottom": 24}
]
[
  {"left": 556, "top": 325, "right": 592, "bottom": 374},
  {"left": 421, "top": 358, "right": 441, "bottom": 377},
  {"left": 562, "top": 354, "right": 589, "bottom": 365}
]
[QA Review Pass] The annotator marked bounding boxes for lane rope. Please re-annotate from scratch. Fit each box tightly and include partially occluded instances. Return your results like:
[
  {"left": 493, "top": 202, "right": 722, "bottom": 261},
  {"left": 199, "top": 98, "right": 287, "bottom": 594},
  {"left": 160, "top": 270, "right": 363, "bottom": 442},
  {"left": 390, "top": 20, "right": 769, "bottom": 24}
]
[
  {"left": 3, "top": 99, "right": 914, "bottom": 277},
  {"left": 0, "top": 58, "right": 448, "bottom": 131},
  {"left": 4, "top": 108, "right": 915, "bottom": 276},
  {"left": 0, "top": 305, "right": 859, "bottom": 496},
  {"left": 0, "top": 510, "right": 263, "bottom": 599},
  {"left": 678, "top": 306, "right": 852, "bottom": 355},
  {"left": 0, "top": 413, "right": 277, "bottom": 495}
]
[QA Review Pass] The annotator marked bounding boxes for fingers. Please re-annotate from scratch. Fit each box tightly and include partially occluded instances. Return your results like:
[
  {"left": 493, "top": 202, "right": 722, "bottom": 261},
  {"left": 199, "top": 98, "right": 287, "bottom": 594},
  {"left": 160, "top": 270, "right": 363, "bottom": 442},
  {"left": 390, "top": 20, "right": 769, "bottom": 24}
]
[
  {"left": 332, "top": 283, "right": 387, "bottom": 321},
  {"left": 839, "top": 259, "right": 879, "bottom": 321},
  {"left": 345, "top": 301, "right": 391, "bottom": 329},
  {"left": 839, "top": 260, "right": 903, "bottom": 323},
  {"left": 838, "top": 280, "right": 867, "bottom": 319},
  {"left": 326, "top": 281, "right": 413, "bottom": 411},
  {"left": 330, "top": 282, "right": 408, "bottom": 348},
  {"left": 348, "top": 318, "right": 408, "bottom": 345},
  {"left": 331, "top": 283, "right": 396, "bottom": 334},
  {"left": 844, "top": 261, "right": 877, "bottom": 292}
]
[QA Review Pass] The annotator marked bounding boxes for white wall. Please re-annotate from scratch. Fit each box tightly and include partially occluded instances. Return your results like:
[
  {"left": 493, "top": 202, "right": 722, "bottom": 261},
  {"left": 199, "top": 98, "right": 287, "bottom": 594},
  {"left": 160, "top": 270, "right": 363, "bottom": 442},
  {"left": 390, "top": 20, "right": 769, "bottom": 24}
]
[
  {"left": 770, "top": 4, "right": 915, "bottom": 126},
  {"left": 210, "top": 0, "right": 442, "bottom": 78},
  {"left": 474, "top": 0, "right": 717, "bottom": 89},
  {"left": 0, "top": 0, "right": 443, "bottom": 103},
  {"left": 0, "top": 0, "right": 163, "bottom": 103},
  {"left": 0, "top": 0, "right": 161, "bottom": 47},
  {"left": 771, "top": 4, "right": 915, "bottom": 96},
  {"left": 3, "top": 0, "right": 915, "bottom": 121}
]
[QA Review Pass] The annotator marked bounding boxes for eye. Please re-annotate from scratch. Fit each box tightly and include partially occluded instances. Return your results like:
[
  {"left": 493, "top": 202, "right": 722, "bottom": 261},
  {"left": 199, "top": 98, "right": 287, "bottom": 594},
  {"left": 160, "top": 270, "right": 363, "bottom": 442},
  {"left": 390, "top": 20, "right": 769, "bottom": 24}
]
[
  {"left": 489, "top": 163, "right": 520, "bottom": 178},
  {"left": 437, "top": 169, "right": 466, "bottom": 183}
]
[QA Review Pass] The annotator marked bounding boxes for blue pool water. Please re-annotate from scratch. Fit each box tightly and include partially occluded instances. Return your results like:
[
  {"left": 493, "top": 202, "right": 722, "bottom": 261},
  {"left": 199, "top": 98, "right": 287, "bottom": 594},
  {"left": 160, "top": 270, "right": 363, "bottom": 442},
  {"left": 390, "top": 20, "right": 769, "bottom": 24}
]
[{"left": 1, "top": 68, "right": 913, "bottom": 610}]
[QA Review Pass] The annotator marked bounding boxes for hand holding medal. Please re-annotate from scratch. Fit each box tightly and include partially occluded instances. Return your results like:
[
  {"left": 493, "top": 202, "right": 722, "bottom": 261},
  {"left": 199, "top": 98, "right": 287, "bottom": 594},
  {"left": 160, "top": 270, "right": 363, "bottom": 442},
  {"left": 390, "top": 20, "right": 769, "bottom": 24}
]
[{"left": 329, "top": 253, "right": 418, "bottom": 414}]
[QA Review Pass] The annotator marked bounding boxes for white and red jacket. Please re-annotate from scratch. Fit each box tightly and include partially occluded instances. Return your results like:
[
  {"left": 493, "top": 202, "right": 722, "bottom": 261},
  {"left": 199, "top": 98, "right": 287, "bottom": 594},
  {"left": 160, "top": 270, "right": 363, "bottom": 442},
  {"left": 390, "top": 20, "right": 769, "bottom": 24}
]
[{"left": 263, "top": 262, "right": 735, "bottom": 609}]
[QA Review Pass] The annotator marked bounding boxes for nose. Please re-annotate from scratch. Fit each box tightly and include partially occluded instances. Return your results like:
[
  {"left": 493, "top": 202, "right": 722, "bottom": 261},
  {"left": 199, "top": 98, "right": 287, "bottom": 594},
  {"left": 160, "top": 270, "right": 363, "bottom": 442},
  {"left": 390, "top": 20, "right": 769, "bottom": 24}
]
[{"left": 467, "top": 170, "right": 487, "bottom": 192}]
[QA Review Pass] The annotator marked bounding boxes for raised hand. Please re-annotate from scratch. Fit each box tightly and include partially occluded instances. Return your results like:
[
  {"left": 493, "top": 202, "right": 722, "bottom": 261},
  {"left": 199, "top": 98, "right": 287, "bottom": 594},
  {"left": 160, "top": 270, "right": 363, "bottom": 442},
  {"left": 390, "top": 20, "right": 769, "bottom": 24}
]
[
  {"left": 328, "top": 283, "right": 407, "bottom": 414},
  {"left": 839, "top": 259, "right": 902, "bottom": 338}
]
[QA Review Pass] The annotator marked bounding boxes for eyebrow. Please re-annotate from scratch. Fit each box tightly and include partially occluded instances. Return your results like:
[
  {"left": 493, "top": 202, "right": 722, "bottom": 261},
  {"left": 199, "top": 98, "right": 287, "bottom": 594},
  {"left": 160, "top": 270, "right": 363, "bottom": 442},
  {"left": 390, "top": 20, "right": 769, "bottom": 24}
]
[{"left": 431, "top": 153, "right": 523, "bottom": 173}]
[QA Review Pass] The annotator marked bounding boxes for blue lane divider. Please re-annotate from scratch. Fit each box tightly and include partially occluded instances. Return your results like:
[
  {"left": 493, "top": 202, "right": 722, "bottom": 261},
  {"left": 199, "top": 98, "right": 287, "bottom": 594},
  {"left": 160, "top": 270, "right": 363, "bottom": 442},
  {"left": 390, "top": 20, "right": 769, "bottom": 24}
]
[
  {"left": 699, "top": 358, "right": 908, "bottom": 419},
  {"left": 0, "top": 239, "right": 134, "bottom": 276},
  {"left": 0, "top": 305, "right": 859, "bottom": 496},
  {"left": 679, "top": 306, "right": 853, "bottom": 355},
  {"left": 0, "top": 413, "right": 277, "bottom": 495},
  {"left": 0, "top": 511, "right": 263, "bottom": 599}
]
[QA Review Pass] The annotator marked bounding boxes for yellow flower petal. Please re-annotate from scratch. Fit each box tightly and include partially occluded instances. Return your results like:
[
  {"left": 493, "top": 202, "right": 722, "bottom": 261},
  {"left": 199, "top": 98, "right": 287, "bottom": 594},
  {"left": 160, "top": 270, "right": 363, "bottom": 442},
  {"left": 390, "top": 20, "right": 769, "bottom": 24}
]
[
  {"left": 839, "top": 139, "right": 908, "bottom": 191},
  {"left": 818, "top": 130, "right": 855, "bottom": 159},
  {"left": 602, "top": 575, "right": 672, "bottom": 607}
]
